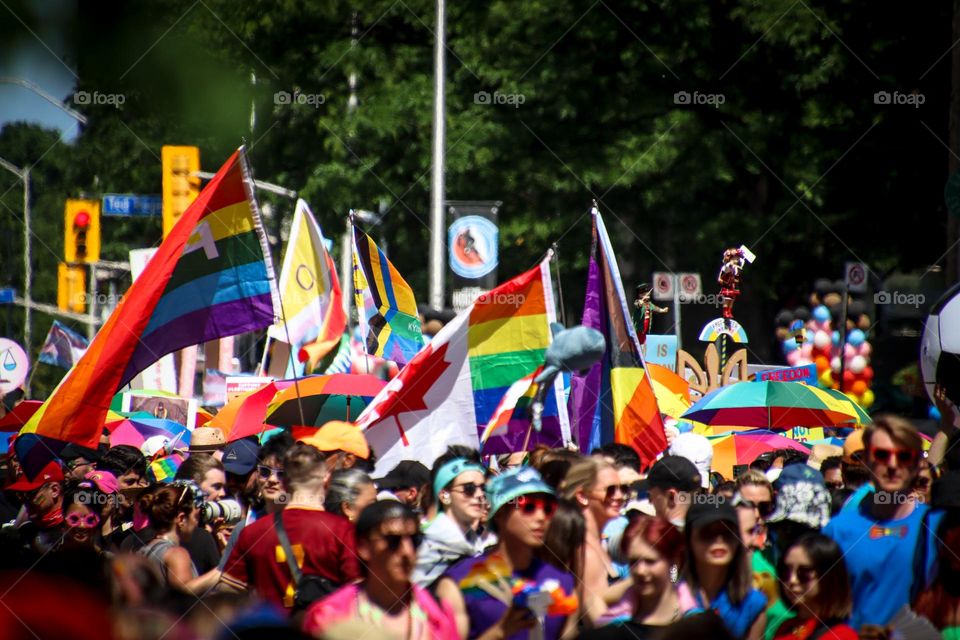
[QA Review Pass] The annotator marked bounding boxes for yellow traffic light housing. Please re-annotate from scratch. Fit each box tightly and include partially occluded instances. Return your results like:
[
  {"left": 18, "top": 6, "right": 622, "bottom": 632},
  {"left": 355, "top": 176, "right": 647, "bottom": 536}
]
[
  {"left": 57, "top": 263, "right": 86, "bottom": 313},
  {"left": 64, "top": 199, "right": 100, "bottom": 264},
  {"left": 161, "top": 145, "right": 201, "bottom": 238}
]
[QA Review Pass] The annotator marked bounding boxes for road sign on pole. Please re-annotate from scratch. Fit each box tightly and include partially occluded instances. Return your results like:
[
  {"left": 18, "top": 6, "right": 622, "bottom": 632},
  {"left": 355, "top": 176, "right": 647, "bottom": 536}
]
[
  {"left": 678, "top": 272, "right": 702, "bottom": 303},
  {"left": 102, "top": 194, "right": 162, "bottom": 217},
  {"left": 845, "top": 262, "right": 867, "bottom": 294},
  {"left": 652, "top": 272, "right": 674, "bottom": 302}
]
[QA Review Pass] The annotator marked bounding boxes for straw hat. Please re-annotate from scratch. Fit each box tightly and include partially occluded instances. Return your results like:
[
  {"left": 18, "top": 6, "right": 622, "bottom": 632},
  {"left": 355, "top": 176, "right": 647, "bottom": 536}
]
[{"left": 189, "top": 426, "right": 226, "bottom": 453}]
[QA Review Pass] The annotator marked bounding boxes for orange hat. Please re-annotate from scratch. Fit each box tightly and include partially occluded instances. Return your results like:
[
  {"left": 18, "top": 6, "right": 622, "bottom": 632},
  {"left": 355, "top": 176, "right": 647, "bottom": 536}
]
[
  {"left": 843, "top": 429, "right": 865, "bottom": 463},
  {"left": 296, "top": 421, "right": 370, "bottom": 459}
]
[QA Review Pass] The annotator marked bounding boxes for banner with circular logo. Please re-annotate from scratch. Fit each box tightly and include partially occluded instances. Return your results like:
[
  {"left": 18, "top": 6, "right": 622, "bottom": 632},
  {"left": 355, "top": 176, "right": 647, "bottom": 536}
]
[
  {"left": 0, "top": 338, "right": 29, "bottom": 395},
  {"left": 448, "top": 216, "right": 498, "bottom": 279}
]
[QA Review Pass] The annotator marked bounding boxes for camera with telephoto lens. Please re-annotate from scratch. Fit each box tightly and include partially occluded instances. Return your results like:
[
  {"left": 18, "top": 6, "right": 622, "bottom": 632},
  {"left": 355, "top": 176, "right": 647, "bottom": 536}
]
[{"left": 199, "top": 499, "right": 242, "bottom": 526}]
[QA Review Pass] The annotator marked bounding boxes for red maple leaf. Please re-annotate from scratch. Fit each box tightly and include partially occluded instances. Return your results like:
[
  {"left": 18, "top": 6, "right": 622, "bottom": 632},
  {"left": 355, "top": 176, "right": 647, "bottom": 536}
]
[{"left": 365, "top": 341, "right": 453, "bottom": 443}]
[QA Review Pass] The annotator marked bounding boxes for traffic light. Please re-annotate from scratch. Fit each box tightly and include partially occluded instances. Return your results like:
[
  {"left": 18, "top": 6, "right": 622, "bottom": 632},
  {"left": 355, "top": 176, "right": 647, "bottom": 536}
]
[
  {"left": 161, "top": 145, "right": 201, "bottom": 238},
  {"left": 64, "top": 199, "right": 100, "bottom": 264},
  {"left": 57, "top": 263, "right": 86, "bottom": 313}
]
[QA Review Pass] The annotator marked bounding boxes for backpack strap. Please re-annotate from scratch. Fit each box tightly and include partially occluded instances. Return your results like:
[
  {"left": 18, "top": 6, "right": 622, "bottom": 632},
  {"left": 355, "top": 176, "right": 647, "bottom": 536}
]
[{"left": 273, "top": 512, "right": 302, "bottom": 585}]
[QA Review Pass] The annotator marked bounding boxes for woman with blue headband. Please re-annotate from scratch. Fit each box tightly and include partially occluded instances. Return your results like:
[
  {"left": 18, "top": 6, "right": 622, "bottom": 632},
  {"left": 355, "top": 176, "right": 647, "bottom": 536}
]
[{"left": 413, "top": 447, "right": 495, "bottom": 589}]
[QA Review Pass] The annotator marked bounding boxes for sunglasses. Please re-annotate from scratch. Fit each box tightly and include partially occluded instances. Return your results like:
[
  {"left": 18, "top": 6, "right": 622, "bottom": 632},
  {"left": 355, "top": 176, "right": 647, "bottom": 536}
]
[
  {"left": 379, "top": 533, "right": 424, "bottom": 551},
  {"left": 870, "top": 447, "right": 917, "bottom": 466},
  {"left": 736, "top": 497, "right": 775, "bottom": 519},
  {"left": 66, "top": 512, "right": 100, "bottom": 528},
  {"left": 514, "top": 495, "right": 558, "bottom": 517},
  {"left": 450, "top": 482, "right": 485, "bottom": 498},
  {"left": 596, "top": 484, "right": 630, "bottom": 501},
  {"left": 783, "top": 563, "right": 818, "bottom": 584},
  {"left": 257, "top": 465, "right": 285, "bottom": 480}
]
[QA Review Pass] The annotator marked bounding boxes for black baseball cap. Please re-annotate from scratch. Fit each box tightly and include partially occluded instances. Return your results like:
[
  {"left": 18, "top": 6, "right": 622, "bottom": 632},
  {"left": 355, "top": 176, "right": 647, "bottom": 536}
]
[
  {"left": 646, "top": 455, "right": 701, "bottom": 492},
  {"left": 60, "top": 443, "right": 102, "bottom": 463},
  {"left": 377, "top": 460, "right": 430, "bottom": 491},
  {"left": 685, "top": 498, "right": 738, "bottom": 534}
]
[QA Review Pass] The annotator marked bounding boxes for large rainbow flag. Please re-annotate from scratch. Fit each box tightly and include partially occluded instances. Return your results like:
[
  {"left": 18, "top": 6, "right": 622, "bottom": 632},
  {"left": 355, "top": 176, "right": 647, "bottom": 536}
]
[
  {"left": 356, "top": 257, "right": 570, "bottom": 473},
  {"left": 22, "top": 147, "right": 278, "bottom": 451},
  {"left": 352, "top": 226, "right": 423, "bottom": 366},
  {"left": 570, "top": 208, "right": 666, "bottom": 467}
]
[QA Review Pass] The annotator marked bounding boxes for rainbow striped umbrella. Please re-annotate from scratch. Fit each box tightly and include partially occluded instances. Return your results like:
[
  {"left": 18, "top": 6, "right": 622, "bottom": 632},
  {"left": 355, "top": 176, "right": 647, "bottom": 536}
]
[
  {"left": 682, "top": 381, "right": 866, "bottom": 430},
  {"left": 265, "top": 374, "right": 386, "bottom": 427},
  {"left": 709, "top": 430, "right": 810, "bottom": 478}
]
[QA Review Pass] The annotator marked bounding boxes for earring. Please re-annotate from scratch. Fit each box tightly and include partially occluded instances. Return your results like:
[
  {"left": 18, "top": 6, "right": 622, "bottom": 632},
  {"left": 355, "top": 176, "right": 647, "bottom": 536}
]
[
  {"left": 670, "top": 564, "right": 679, "bottom": 584},
  {"left": 440, "top": 494, "right": 451, "bottom": 506}
]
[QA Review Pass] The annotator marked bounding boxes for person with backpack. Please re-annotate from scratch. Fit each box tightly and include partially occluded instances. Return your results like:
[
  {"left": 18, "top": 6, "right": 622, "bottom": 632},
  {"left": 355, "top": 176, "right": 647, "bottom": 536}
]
[{"left": 220, "top": 443, "right": 360, "bottom": 610}]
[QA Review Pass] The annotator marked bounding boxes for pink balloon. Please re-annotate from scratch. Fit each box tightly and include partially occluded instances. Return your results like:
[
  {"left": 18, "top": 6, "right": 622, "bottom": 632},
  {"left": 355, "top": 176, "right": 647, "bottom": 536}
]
[
  {"left": 822, "top": 320, "right": 832, "bottom": 332},
  {"left": 844, "top": 343, "right": 856, "bottom": 359},
  {"left": 800, "top": 343, "right": 814, "bottom": 358},
  {"left": 786, "top": 351, "right": 801, "bottom": 366},
  {"left": 859, "top": 342, "right": 872, "bottom": 357}
]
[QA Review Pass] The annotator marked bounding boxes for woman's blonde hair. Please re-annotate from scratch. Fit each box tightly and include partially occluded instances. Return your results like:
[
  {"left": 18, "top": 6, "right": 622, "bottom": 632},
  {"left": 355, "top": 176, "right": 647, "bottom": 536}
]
[{"left": 559, "top": 457, "right": 614, "bottom": 500}]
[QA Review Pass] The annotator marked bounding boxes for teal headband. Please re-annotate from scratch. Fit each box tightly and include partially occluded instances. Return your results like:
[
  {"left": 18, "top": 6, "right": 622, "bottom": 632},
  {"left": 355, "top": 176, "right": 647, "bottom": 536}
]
[{"left": 433, "top": 459, "right": 485, "bottom": 502}]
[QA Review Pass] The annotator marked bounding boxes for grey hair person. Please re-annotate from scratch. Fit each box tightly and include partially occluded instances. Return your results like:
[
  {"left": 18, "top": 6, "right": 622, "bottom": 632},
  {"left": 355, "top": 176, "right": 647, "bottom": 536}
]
[{"left": 324, "top": 468, "right": 374, "bottom": 516}]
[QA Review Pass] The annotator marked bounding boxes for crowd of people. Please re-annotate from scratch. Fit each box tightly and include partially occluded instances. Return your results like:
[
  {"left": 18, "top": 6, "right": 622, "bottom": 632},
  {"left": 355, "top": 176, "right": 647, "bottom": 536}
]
[{"left": 2, "top": 411, "right": 960, "bottom": 640}]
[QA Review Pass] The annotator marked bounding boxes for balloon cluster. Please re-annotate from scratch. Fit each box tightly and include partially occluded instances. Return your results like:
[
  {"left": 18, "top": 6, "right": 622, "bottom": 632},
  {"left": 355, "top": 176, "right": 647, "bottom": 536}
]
[{"left": 774, "top": 279, "right": 874, "bottom": 408}]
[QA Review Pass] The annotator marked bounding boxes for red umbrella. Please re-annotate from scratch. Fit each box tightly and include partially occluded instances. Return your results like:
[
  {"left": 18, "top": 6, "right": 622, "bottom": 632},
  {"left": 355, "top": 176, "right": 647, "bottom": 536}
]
[{"left": 209, "top": 380, "right": 295, "bottom": 442}]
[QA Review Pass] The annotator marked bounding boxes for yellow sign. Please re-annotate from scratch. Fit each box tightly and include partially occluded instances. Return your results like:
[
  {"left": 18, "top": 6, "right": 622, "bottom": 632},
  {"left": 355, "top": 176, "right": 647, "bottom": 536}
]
[
  {"left": 161, "top": 145, "right": 201, "bottom": 238},
  {"left": 64, "top": 199, "right": 100, "bottom": 264},
  {"left": 57, "top": 263, "right": 86, "bottom": 313}
]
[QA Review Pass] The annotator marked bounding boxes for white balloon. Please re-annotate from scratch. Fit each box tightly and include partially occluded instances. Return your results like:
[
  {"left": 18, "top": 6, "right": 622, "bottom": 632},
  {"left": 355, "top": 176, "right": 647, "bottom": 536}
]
[
  {"left": 813, "top": 330, "right": 831, "bottom": 349},
  {"left": 849, "top": 355, "right": 866, "bottom": 374},
  {"left": 831, "top": 356, "right": 841, "bottom": 372}
]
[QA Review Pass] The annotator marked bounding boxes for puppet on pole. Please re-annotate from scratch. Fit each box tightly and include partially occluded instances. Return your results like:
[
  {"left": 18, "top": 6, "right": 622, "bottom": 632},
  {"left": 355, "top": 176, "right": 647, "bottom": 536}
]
[{"left": 700, "top": 245, "right": 755, "bottom": 373}]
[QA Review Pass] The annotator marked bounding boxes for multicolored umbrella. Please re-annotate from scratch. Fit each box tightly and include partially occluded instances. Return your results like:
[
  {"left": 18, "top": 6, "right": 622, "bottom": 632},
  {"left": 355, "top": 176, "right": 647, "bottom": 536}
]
[
  {"left": 208, "top": 379, "right": 295, "bottom": 442},
  {"left": 681, "top": 381, "right": 866, "bottom": 430},
  {"left": 709, "top": 429, "right": 810, "bottom": 479},
  {"left": 265, "top": 374, "right": 386, "bottom": 427},
  {"left": 108, "top": 418, "right": 190, "bottom": 451}
]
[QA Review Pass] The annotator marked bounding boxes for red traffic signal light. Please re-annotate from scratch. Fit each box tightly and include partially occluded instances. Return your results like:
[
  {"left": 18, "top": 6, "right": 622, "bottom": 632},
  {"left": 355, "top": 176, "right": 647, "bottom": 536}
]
[{"left": 74, "top": 211, "right": 91, "bottom": 228}]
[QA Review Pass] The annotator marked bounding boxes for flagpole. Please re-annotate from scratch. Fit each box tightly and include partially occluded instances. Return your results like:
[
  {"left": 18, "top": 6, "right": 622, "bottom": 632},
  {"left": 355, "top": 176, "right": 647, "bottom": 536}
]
[
  {"left": 275, "top": 285, "right": 307, "bottom": 426},
  {"left": 258, "top": 333, "right": 271, "bottom": 375},
  {"left": 551, "top": 242, "right": 566, "bottom": 326}
]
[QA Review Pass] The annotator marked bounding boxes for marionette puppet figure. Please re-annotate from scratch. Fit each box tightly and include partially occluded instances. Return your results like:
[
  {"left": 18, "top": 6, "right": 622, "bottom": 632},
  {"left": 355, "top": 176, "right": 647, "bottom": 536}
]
[
  {"left": 633, "top": 283, "right": 668, "bottom": 345},
  {"left": 718, "top": 248, "right": 746, "bottom": 323}
]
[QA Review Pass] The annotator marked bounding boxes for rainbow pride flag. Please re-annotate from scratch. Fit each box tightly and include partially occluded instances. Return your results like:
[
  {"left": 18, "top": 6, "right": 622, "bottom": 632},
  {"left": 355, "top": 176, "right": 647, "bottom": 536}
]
[
  {"left": 570, "top": 207, "right": 666, "bottom": 467},
  {"left": 352, "top": 226, "right": 423, "bottom": 366},
  {"left": 357, "top": 256, "right": 570, "bottom": 473},
  {"left": 21, "top": 147, "right": 278, "bottom": 452},
  {"left": 479, "top": 366, "right": 542, "bottom": 447}
]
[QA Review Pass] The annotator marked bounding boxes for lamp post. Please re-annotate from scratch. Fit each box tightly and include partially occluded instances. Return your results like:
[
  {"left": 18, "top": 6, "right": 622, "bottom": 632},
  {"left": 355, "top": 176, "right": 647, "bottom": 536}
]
[
  {"left": 0, "top": 157, "right": 31, "bottom": 391},
  {"left": 0, "top": 76, "right": 87, "bottom": 125}
]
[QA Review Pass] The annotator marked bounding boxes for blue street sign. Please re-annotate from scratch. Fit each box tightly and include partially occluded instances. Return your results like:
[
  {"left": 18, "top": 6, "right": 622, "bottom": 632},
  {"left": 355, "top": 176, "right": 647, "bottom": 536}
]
[
  {"left": 0, "top": 288, "right": 14, "bottom": 304},
  {"left": 102, "top": 194, "right": 162, "bottom": 217}
]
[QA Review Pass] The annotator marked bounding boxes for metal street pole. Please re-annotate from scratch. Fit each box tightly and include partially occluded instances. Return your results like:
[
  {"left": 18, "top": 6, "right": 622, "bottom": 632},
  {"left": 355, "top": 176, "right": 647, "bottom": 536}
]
[
  {"left": 0, "top": 77, "right": 88, "bottom": 124},
  {"left": 429, "top": 0, "right": 447, "bottom": 310},
  {"left": 0, "top": 157, "right": 30, "bottom": 393}
]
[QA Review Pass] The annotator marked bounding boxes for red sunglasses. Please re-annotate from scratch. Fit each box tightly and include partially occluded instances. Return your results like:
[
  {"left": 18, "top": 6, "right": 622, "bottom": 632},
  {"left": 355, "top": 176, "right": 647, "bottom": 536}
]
[
  {"left": 869, "top": 447, "right": 917, "bottom": 466},
  {"left": 514, "top": 495, "right": 558, "bottom": 517}
]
